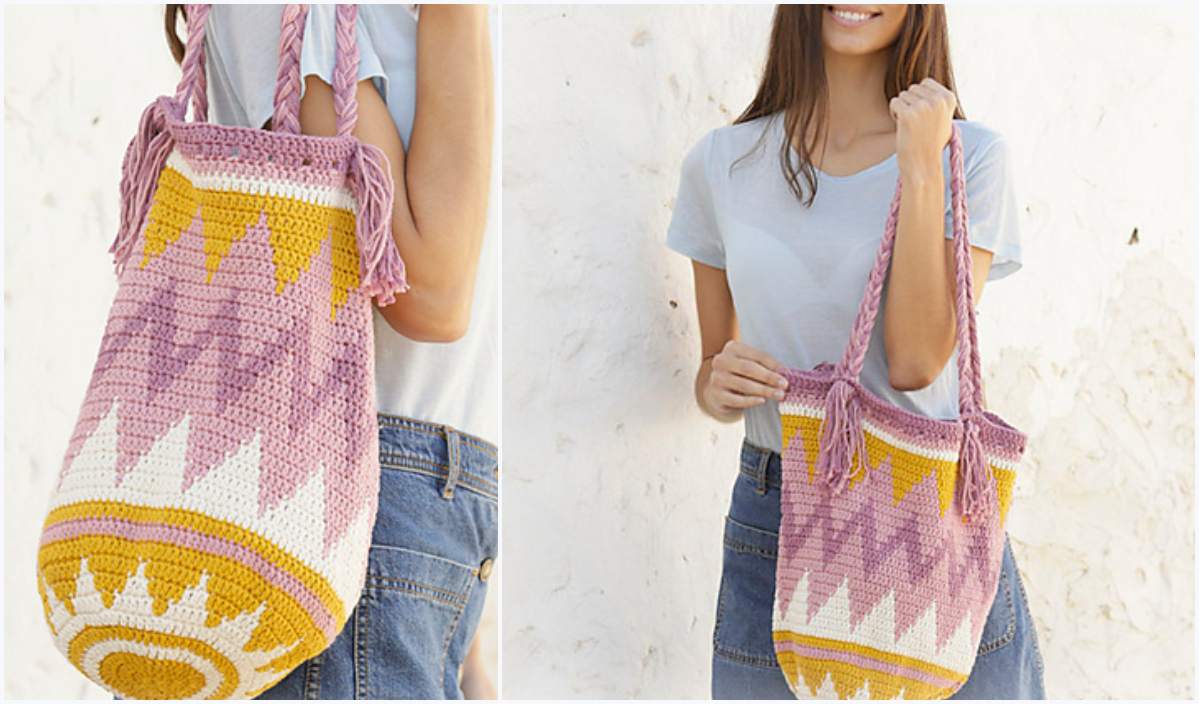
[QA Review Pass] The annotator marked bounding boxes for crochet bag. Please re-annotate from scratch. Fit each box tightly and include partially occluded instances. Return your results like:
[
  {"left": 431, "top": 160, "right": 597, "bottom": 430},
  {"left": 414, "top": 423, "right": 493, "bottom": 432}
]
[
  {"left": 771, "top": 124, "right": 1026, "bottom": 700},
  {"left": 35, "top": 5, "right": 406, "bottom": 699}
]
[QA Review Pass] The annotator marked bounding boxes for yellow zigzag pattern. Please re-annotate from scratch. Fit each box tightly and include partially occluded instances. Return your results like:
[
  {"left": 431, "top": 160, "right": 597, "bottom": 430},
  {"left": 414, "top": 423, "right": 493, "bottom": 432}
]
[
  {"left": 139, "top": 166, "right": 362, "bottom": 319},
  {"left": 781, "top": 413, "right": 1015, "bottom": 522},
  {"left": 37, "top": 500, "right": 342, "bottom": 682}
]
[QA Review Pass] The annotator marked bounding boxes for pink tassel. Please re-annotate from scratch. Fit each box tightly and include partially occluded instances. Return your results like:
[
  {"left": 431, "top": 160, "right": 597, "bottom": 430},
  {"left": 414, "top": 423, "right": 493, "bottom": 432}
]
[
  {"left": 112, "top": 99, "right": 174, "bottom": 275},
  {"left": 349, "top": 142, "right": 409, "bottom": 306},
  {"left": 957, "top": 419, "right": 995, "bottom": 520},
  {"left": 817, "top": 378, "right": 867, "bottom": 494}
]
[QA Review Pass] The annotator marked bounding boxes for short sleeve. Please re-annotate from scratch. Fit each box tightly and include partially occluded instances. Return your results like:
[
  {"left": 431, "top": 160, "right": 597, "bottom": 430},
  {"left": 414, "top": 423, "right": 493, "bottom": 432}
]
[
  {"left": 298, "top": 6, "right": 389, "bottom": 109},
  {"left": 944, "top": 131, "right": 1023, "bottom": 282},
  {"left": 666, "top": 132, "right": 726, "bottom": 269}
]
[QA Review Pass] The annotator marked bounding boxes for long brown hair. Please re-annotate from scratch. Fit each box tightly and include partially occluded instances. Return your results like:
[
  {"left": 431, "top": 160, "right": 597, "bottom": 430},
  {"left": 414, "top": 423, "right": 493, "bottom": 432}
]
[
  {"left": 736, "top": 5, "right": 965, "bottom": 206},
  {"left": 164, "top": 4, "right": 187, "bottom": 65}
]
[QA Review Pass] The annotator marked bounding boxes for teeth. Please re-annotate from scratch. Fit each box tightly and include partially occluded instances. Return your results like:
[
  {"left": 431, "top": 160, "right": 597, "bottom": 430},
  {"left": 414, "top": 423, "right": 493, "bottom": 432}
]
[{"left": 832, "top": 9, "right": 873, "bottom": 22}]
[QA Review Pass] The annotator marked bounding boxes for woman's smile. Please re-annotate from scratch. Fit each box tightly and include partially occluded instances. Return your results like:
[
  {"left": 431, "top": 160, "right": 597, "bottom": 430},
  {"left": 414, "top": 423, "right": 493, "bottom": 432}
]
[{"left": 826, "top": 4, "right": 883, "bottom": 28}]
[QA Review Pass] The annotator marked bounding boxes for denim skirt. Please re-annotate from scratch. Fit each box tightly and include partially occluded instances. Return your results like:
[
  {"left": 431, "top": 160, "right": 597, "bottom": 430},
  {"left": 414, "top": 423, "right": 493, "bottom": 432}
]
[
  {"left": 255, "top": 414, "right": 499, "bottom": 700},
  {"left": 712, "top": 440, "right": 1045, "bottom": 699}
]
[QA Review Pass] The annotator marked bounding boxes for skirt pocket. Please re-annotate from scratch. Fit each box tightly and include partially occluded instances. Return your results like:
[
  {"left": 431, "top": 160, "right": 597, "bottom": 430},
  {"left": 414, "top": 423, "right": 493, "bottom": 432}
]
[
  {"left": 713, "top": 516, "right": 781, "bottom": 669},
  {"left": 356, "top": 545, "right": 477, "bottom": 699}
]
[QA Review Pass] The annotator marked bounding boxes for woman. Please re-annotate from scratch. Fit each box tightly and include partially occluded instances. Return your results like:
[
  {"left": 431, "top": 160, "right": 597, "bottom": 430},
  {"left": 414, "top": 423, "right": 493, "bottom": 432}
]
[
  {"left": 166, "top": 5, "right": 498, "bottom": 699},
  {"left": 666, "top": 5, "right": 1044, "bottom": 699}
]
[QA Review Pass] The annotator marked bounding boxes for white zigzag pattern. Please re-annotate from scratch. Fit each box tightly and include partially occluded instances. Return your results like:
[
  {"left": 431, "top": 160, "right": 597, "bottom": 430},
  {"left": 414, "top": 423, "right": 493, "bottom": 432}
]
[
  {"left": 50, "top": 401, "right": 373, "bottom": 605},
  {"left": 774, "top": 571, "right": 977, "bottom": 677}
]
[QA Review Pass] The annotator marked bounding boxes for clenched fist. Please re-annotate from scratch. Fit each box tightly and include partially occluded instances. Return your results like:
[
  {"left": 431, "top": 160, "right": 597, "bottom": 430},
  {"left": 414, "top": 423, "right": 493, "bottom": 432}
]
[{"left": 889, "top": 77, "right": 957, "bottom": 173}]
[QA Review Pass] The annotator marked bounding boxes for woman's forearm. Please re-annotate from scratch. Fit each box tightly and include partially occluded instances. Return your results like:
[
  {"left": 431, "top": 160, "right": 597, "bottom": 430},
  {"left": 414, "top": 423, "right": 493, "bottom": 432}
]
[
  {"left": 884, "top": 158, "right": 994, "bottom": 391},
  {"left": 883, "top": 158, "right": 956, "bottom": 391},
  {"left": 379, "top": 5, "right": 494, "bottom": 342}
]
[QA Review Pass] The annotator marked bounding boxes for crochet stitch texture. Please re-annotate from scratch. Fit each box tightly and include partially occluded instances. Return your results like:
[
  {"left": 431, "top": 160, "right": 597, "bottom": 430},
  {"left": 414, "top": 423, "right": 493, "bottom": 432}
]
[
  {"left": 36, "top": 5, "right": 406, "bottom": 699},
  {"left": 772, "top": 125, "right": 1027, "bottom": 700}
]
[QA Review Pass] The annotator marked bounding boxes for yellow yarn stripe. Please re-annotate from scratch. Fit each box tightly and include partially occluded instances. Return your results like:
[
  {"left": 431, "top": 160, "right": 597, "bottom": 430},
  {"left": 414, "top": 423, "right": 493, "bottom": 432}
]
[
  {"left": 139, "top": 166, "right": 361, "bottom": 320},
  {"left": 69, "top": 624, "right": 238, "bottom": 699},
  {"left": 781, "top": 412, "right": 1016, "bottom": 521},
  {"left": 773, "top": 630, "right": 968, "bottom": 682},
  {"left": 776, "top": 650, "right": 957, "bottom": 700},
  {"left": 40, "top": 500, "right": 344, "bottom": 632},
  {"left": 39, "top": 532, "right": 329, "bottom": 678}
]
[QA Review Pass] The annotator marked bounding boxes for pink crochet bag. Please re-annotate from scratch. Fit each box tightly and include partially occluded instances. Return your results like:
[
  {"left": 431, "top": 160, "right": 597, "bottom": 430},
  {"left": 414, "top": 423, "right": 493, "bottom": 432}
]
[
  {"left": 35, "top": 5, "right": 406, "bottom": 699},
  {"left": 771, "top": 124, "right": 1026, "bottom": 699}
]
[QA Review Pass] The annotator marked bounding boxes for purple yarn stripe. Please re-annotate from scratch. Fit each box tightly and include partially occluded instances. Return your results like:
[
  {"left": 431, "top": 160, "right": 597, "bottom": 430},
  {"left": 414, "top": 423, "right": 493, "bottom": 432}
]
[
  {"left": 40, "top": 515, "right": 337, "bottom": 638},
  {"left": 774, "top": 640, "right": 961, "bottom": 689}
]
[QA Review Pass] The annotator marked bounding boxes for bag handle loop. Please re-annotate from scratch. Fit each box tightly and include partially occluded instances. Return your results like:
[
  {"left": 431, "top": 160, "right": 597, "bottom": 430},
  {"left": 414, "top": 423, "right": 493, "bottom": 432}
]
[
  {"left": 834, "top": 123, "right": 984, "bottom": 417},
  {"left": 816, "top": 123, "right": 995, "bottom": 517},
  {"left": 171, "top": 4, "right": 363, "bottom": 137},
  {"left": 172, "top": 4, "right": 210, "bottom": 122},
  {"left": 270, "top": 5, "right": 363, "bottom": 137}
]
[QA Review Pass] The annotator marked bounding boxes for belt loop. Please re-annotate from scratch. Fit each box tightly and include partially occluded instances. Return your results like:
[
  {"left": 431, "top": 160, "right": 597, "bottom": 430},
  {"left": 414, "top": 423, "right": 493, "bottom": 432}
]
[
  {"left": 754, "top": 447, "right": 769, "bottom": 495},
  {"left": 441, "top": 425, "right": 463, "bottom": 500}
]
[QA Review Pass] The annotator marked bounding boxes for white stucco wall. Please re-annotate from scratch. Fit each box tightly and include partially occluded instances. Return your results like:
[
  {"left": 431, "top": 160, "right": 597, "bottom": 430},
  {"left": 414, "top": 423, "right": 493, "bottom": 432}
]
[
  {"left": 3, "top": 6, "right": 496, "bottom": 698},
  {"left": 502, "top": 4, "right": 1195, "bottom": 699}
]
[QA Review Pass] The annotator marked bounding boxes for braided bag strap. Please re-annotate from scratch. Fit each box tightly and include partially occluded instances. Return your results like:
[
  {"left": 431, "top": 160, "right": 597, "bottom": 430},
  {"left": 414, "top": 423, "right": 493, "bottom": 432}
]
[
  {"left": 271, "top": 5, "right": 362, "bottom": 136},
  {"left": 834, "top": 124, "right": 983, "bottom": 416},
  {"left": 171, "top": 4, "right": 211, "bottom": 121},
  {"left": 270, "top": 4, "right": 310, "bottom": 135}
]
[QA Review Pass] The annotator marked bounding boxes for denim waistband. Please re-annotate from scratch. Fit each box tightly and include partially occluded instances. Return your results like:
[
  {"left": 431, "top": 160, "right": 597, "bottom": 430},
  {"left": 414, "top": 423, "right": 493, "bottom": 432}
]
[
  {"left": 376, "top": 413, "right": 498, "bottom": 501},
  {"left": 739, "top": 438, "right": 783, "bottom": 493}
]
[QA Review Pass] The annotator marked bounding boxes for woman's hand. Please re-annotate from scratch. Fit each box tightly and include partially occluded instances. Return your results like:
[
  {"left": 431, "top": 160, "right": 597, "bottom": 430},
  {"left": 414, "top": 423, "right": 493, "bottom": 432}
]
[
  {"left": 889, "top": 77, "right": 957, "bottom": 177},
  {"left": 700, "top": 340, "right": 789, "bottom": 422}
]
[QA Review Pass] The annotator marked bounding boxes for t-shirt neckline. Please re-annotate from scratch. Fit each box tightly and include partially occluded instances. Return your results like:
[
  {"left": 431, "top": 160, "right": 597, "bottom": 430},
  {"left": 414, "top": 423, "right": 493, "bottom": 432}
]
[{"left": 774, "top": 114, "right": 898, "bottom": 183}]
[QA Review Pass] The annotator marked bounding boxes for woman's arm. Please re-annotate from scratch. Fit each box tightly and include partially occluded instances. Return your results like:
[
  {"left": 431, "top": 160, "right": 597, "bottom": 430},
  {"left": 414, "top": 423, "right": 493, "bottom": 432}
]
[
  {"left": 884, "top": 78, "right": 992, "bottom": 391},
  {"left": 300, "top": 5, "right": 493, "bottom": 342},
  {"left": 691, "top": 261, "right": 788, "bottom": 422}
]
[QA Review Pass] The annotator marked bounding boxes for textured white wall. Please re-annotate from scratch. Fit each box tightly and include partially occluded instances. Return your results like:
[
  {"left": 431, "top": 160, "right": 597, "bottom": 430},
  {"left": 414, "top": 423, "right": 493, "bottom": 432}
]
[
  {"left": 3, "top": 6, "right": 497, "bottom": 698},
  {"left": 502, "top": 4, "right": 1195, "bottom": 699}
]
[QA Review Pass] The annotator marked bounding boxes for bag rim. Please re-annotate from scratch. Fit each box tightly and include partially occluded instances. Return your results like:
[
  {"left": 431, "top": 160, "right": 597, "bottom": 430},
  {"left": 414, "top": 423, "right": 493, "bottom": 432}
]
[{"left": 781, "top": 363, "right": 1027, "bottom": 463}]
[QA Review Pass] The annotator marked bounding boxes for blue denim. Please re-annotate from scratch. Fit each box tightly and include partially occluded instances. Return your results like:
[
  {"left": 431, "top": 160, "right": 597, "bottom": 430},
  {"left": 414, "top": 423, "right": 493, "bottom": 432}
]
[
  {"left": 255, "top": 414, "right": 499, "bottom": 700},
  {"left": 712, "top": 440, "right": 1044, "bottom": 700}
]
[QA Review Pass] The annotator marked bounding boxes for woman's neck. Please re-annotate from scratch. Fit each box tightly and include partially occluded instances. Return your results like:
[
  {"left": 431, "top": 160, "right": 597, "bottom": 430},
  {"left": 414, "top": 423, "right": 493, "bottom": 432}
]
[{"left": 822, "top": 49, "right": 894, "bottom": 147}]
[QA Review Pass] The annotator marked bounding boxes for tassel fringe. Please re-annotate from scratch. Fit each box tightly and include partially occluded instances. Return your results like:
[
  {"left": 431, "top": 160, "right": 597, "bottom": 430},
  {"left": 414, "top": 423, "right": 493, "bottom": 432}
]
[
  {"left": 111, "top": 98, "right": 409, "bottom": 305},
  {"left": 817, "top": 378, "right": 867, "bottom": 494},
  {"left": 814, "top": 377, "right": 997, "bottom": 519},
  {"left": 112, "top": 98, "right": 175, "bottom": 275},
  {"left": 957, "top": 419, "right": 995, "bottom": 520},
  {"left": 349, "top": 143, "right": 408, "bottom": 306}
]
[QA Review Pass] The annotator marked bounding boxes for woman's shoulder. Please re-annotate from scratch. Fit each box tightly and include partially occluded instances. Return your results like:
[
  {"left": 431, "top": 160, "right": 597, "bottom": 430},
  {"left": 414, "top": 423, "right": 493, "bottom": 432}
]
[
  {"left": 954, "top": 118, "right": 1012, "bottom": 169},
  {"left": 684, "top": 113, "right": 780, "bottom": 174}
]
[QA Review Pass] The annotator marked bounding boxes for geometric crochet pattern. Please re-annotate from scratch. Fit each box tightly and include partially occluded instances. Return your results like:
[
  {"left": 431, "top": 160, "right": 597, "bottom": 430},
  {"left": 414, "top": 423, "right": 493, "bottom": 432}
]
[
  {"left": 773, "top": 401, "right": 1020, "bottom": 699},
  {"left": 772, "top": 125, "right": 1027, "bottom": 700},
  {"left": 36, "top": 6, "right": 407, "bottom": 699},
  {"left": 37, "top": 144, "right": 379, "bottom": 696}
]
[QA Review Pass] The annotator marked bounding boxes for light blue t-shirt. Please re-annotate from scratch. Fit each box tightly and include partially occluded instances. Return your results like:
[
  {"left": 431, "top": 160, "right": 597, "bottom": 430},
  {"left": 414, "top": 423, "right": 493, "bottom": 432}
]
[
  {"left": 666, "top": 114, "right": 1023, "bottom": 453},
  {"left": 203, "top": 5, "right": 501, "bottom": 444}
]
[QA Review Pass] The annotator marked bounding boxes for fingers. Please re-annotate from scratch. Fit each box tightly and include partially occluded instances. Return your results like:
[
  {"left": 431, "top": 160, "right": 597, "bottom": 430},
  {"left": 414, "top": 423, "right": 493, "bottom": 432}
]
[
  {"left": 717, "top": 340, "right": 788, "bottom": 389},
  {"left": 706, "top": 340, "right": 789, "bottom": 416},
  {"left": 711, "top": 387, "right": 768, "bottom": 410},
  {"left": 714, "top": 364, "right": 784, "bottom": 400},
  {"left": 892, "top": 78, "right": 957, "bottom": 123}
]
